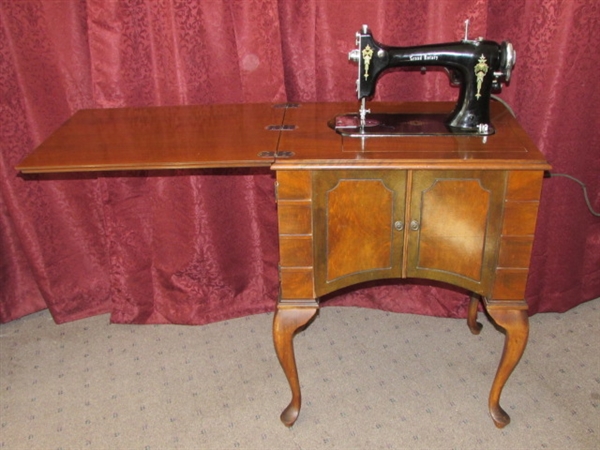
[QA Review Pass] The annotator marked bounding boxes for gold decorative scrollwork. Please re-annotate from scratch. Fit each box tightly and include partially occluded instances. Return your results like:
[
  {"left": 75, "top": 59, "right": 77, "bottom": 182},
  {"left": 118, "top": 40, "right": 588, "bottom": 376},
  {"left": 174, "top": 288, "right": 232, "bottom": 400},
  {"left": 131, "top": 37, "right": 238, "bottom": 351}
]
[
  {"left": 362, "top": 45, "right": 373, "bottom": 80},
  {"left": 474, "top": 54, "right": 489, "bottom": 100}
]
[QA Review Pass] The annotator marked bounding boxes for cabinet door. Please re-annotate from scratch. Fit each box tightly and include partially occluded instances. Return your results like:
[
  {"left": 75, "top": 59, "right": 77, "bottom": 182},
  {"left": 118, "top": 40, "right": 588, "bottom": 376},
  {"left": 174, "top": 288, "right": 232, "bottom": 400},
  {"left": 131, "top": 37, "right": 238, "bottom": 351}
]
[
  {"left": 313, "top": 170, "right": 407, "bottom": 296},
  {"left": 405, "top": 170, "right": 505, "bottom": 295}
]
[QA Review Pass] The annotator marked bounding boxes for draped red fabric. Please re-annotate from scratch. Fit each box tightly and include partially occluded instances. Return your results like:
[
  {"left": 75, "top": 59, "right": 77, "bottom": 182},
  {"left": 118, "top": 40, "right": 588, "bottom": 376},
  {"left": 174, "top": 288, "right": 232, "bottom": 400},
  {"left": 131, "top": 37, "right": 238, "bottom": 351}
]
[{"left": 1, "top": 0, "right": 598, "bottom": 325}]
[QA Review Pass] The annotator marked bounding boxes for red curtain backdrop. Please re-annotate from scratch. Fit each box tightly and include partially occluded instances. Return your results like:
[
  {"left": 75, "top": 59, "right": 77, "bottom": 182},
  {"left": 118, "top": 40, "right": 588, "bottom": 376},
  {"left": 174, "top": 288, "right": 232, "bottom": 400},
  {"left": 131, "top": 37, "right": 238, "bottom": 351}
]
[{"left": 1, "top": 0, "right": 598, "bottom": 324}]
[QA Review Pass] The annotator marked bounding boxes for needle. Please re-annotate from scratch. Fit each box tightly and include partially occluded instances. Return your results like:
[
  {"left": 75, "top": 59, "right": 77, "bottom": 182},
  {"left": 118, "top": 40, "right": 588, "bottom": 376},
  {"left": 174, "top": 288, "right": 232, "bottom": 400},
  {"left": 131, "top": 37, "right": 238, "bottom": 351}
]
[{"left": 359, "top": 98, "right": 370, "bottom": 131}]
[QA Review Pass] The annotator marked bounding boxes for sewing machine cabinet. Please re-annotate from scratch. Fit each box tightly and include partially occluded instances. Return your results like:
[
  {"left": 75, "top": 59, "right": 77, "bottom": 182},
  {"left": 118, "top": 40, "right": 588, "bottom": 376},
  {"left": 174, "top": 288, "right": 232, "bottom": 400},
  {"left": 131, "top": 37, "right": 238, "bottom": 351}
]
[{"left": 17, "top": 101, "right": 550, "bottom": 430}]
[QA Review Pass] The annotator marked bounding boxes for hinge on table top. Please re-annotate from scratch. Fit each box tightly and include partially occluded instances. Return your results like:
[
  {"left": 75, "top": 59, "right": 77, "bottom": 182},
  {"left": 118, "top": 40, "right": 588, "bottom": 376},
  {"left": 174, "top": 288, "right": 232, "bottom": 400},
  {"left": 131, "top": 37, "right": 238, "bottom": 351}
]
[
  {"left": 272, "top": 103, "right": 300, "bottom": 108},
  {"left": 257, "top": 151, "right": 295, "bottom": 158},
  {"left": 265, "top": 124, "right": 297, "bottom": 131}
]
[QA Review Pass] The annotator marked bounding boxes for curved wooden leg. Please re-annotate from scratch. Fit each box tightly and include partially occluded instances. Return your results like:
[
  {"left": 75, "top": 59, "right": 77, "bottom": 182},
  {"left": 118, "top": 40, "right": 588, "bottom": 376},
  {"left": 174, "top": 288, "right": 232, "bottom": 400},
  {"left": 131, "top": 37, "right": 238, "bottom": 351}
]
[
  {"left": 486, "top": 307, "right": 529, "bottom": 428},
  {"left": 467, "top": 293, "right": 483, "bottom": 335},
  {"left": 273, "top": 304, "right": 318, "bottom": 427}
]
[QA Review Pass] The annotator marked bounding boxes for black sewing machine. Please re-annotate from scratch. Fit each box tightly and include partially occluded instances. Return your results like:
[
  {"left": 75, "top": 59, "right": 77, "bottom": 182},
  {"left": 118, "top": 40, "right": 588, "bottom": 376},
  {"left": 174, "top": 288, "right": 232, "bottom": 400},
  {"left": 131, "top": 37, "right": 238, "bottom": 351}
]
[{"left": 331, "top": 23, "right": 516, "bottom": 137}]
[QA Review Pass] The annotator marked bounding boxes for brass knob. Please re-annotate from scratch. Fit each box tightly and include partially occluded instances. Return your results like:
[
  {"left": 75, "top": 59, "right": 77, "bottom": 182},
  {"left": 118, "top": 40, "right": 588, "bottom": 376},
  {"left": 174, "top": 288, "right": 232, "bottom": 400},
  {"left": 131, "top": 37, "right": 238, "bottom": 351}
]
[
  {"left": 410, "top": 219, "right": 420, "bottom": 231},
  {"left": 394, "top": 220, "right": 404, "bottom": 231}
]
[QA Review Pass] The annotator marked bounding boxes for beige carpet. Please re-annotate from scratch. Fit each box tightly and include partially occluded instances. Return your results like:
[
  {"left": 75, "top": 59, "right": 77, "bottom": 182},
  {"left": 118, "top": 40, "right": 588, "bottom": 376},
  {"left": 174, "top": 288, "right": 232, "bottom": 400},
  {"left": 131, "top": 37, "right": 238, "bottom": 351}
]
[{"left": 1, "top": 298, "right": 598, "bottom": 449}]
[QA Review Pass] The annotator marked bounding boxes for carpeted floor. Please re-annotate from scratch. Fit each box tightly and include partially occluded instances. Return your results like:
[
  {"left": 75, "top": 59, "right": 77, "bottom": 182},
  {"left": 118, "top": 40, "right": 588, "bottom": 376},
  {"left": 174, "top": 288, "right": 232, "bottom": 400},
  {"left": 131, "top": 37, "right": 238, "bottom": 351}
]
[{"left": 1, "top": 298, "right": 598, "bottom": 449}]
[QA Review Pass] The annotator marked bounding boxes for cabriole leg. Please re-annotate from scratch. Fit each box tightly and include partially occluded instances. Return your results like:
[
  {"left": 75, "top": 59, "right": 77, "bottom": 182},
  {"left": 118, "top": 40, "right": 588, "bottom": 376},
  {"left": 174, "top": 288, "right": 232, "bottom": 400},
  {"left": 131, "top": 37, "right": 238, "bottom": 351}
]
[
  {"left": 485, "top": 305, "right": 529, "bottom": 428},
  {"left": 273, "top": 304, "right": 318, "bottom": 427},
  {"left": 467, "top": 293, "right": 483, "bottom": 335}
]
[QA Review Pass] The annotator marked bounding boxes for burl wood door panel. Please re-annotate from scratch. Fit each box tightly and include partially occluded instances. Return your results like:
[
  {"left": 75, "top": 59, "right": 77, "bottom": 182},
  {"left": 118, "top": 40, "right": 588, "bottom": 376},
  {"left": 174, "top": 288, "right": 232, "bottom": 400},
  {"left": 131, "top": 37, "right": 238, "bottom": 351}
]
[
  {"left": 313, "top": 170, "right": 407, "bottom": 296},
  {"left": 405, "top": 170, "right": 505, "bottom": 295}
]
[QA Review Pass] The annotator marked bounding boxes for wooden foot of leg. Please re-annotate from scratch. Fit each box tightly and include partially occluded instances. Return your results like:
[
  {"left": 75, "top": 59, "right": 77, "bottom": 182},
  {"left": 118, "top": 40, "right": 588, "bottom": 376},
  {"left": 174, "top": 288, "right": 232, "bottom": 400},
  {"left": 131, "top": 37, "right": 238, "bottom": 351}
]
[
  {"left": 486, "top": 306, "right": 529, "bottom": 428},
  {"left": 273, "top": 305, "right": 318, "bottom": 427},
  {"left": 467, "top": 293, "right": 483, "bottom": 335}
]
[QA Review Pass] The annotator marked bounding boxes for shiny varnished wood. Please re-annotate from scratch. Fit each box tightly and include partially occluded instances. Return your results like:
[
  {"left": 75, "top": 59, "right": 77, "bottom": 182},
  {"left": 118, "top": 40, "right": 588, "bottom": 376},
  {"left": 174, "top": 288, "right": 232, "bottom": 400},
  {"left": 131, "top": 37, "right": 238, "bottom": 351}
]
[
  {"left": 326, "top": 179, "right": 395, "bottom": 280},
  {"left": 271, "top": 102, "right": 549, "bottom": 428},
  {"left": 18, "top": 101, "right": 550, "bottom": 174},
  {"left": 277, "top": 170, "right": 315, "bottom": 301},
  {"left": 467, "top": 294, "right": 483, "bottom": 335},
  {"left": 415, "top": 178, "right": 490, "bottom": 280},
  {"left": 16, "top": 101, "right": 550, "bottom": 430},
  {"left": 405, "top": 170, "right": 505, "bottom": 294},
  {"left": 311, "top": 169, "right": 505, "bottom": 297},
  {"left": 274, "top": 101, "right": 550, "bottom": 170},
  {"left": 17, "top": 103, "right": 286, "bottom": 172},
  {"left": 272, "top": 305, "right": 319, "bottom": 427},
  {"left": 485, "top": 305, "right": 529, "bottom": 428},
  {"left": 313, "top": 170, "right": 406, "bottom": 295},
  {"left": 492, "top": 170, "right": 544, "bottom": 301}
]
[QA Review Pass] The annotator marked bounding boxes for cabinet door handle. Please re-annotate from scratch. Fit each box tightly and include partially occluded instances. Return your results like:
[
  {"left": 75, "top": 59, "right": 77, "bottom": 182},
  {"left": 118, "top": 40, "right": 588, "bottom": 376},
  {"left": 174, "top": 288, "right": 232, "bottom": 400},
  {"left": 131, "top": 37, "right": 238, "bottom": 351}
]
[
  {"left": 394, "top": 220, "right": 404, "bottom": 231},
  {"left": 410, "top": 219, "right": 420, "bottom": 231}
]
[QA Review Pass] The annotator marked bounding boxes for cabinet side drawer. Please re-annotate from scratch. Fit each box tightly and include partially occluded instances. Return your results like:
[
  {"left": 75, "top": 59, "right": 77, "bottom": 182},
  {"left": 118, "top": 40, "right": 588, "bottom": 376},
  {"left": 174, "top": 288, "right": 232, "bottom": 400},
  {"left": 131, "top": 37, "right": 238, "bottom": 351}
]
[
  {"left": 278, "top": 202, "right": 312, "bottom": 235},
  {"left": 280, "top": 268, "right": 315, "bottom": 299},
  {"left": 277, "top": 170, "right": 312, "bottom": 200},
  {"left": 497, "top": 237, "right": 534, "bottom": 268},
  {"left": 505, "top": 171, "right": 543, "bottom": 201},
  {"left": 492, "top": 269, "right": 529, "bottom": 300},
  {"left": 276, "top": 171, "right": 315, "bottom": 301},
  {"left": 280, "top": 235, "right": 313, "bottom": 267},
  {"left": 491, "top": 170, "right": 544, "bottom": 301},
  {"left": 501, "top": 202, "right": 540, "bottom": 236}
]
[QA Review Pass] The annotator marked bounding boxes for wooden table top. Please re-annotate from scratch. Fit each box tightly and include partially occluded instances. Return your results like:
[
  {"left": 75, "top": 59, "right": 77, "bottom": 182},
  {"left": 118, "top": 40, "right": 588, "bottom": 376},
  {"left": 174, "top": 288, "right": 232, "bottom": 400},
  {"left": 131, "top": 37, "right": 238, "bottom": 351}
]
[
  {"left": 17, "top": 103, "right": 285, "bottom": 173},
  {"left": 17, "top": 101, "right": 550, "bottom": 174}
]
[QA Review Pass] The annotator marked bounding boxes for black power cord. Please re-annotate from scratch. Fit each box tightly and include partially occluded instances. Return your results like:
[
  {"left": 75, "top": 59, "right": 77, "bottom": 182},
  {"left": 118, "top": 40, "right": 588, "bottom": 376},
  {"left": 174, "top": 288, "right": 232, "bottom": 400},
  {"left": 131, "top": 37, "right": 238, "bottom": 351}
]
[
  {"left": 547, "top": 173, "right": 600, "bottom": 217},
  {"left": 491, "top": 96, "right": 599, "bottom": 218}
]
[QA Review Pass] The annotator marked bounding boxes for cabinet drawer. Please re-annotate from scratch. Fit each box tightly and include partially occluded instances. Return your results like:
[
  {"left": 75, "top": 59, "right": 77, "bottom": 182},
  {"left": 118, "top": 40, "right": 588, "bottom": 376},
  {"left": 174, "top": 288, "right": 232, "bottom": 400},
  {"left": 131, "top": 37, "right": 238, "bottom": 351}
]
[{"left": 278, "top": 202, "right": 312, "bottom": 235}]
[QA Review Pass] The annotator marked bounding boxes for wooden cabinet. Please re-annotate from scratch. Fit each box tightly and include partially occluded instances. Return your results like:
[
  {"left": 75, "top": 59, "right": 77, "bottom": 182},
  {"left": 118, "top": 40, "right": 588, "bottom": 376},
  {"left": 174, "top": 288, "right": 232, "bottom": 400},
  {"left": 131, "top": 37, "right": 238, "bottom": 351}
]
[
  {"left": 15, "top": 100, "right": 550, "bottom": 431},
  {"left": 272, "top": 102, "right": 549, "bottom": 430},
  {"left": 274, "top": 166, "right": 544, "bottom": 429},
  {"left": 277, "top": 167, "right": 536, "bottom": 303}
]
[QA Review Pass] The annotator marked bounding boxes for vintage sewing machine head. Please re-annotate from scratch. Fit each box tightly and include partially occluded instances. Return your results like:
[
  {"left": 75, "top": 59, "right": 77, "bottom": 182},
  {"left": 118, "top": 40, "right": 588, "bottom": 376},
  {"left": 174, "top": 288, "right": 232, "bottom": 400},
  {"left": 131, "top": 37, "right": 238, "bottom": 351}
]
[{"left": 334, "top": 23, "right": 516, "bottom": 136}]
